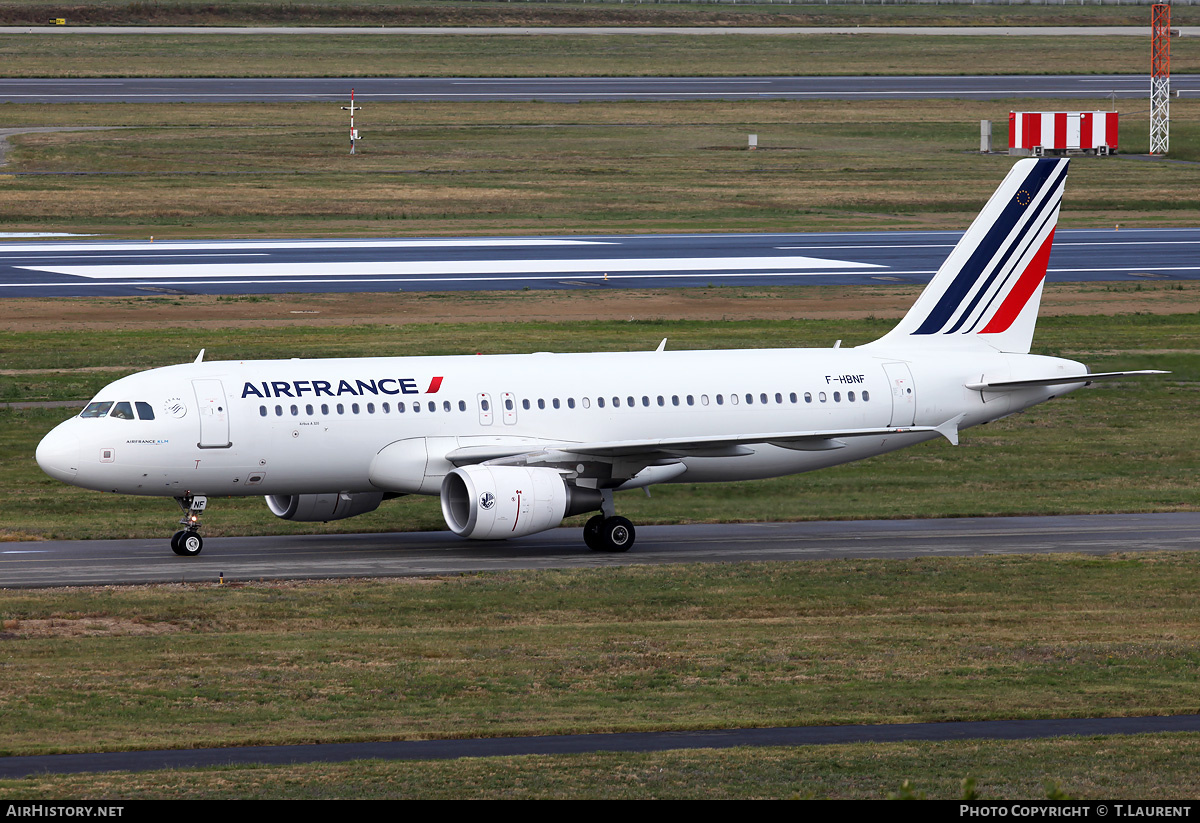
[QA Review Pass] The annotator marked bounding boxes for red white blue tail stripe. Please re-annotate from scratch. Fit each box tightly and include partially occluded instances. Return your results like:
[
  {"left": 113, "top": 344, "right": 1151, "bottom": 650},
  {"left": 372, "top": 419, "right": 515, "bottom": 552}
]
[{"left": 867, "top": 158, "right": 1068, "bottom": 355}]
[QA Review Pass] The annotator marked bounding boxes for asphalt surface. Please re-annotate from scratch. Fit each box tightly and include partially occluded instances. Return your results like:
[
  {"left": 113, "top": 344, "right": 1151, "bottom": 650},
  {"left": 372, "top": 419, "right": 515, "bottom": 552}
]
[
  {"left": 1, "top": 74, "right": 1194, "bottom": 103},
  {"left": 4, "top": 714, "right": 1200, "bottom": 778},
  {"left": 5, "top": 513, "right": 1198, "bottom": 588},
  {"left": 2, "top": 25, "right": 1197, "bottom": 36},
  {"left": 2, "top": 226, "right": 1195, "bottom": 297}
]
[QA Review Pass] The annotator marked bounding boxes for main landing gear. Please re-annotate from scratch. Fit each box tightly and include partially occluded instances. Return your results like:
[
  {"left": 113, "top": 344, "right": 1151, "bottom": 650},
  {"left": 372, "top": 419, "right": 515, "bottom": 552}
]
[
  {"left": 171, "top": 494, "right": 207, "bottom": 556},
  {"left": 583, "top": 515, "right": 636, "bottom": 552},
  {"left": 582, "top": 489, "right": 636, "bottom": 552}
]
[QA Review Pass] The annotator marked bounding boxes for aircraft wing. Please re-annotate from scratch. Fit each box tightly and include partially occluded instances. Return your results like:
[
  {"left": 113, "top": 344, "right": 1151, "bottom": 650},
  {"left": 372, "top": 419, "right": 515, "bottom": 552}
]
[{"left": 444, "top": 417, "right": 964, "bottom": 487}]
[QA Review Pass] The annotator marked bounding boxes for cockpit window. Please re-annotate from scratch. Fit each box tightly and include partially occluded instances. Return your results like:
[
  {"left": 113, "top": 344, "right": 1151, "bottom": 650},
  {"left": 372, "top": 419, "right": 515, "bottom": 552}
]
[
  {"left": 135, "top": 402, "right": 155, "bottom": 420},
  {"left": 110, "top": 401, "right": 135, "bottom": 420},
  {"left": 80, "top": 401, "right": 114, "bottom": 418}
]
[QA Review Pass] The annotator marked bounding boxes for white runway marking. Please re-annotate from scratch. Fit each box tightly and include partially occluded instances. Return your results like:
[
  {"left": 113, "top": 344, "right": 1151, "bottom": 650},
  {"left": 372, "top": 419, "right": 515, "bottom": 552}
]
[{"left": 21, "top": 255, "right": 882, "bottom": 280}]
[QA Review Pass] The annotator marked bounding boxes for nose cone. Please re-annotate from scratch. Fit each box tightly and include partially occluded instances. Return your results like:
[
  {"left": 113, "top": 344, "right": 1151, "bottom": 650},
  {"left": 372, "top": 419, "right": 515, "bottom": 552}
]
[{"left": 36, "top": 424, "right": 81, "bottom": 484}]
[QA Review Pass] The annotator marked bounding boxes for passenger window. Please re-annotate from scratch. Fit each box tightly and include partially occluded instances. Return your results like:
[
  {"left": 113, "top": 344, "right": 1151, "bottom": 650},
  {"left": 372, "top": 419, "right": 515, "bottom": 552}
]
[
  {"left": 352, "top": 403, "right": 360, "bottom": 414},
  {"left": 322, "top": 404, "right": 330, "bottom": 415},
  {"left": 337, "top": 403, "right": 345, "bottom": 414},
  {"left": 110, "top": 401, "right": 135, "bottom": 420},
  {"left": 259, "top": 406, "right": 267, "bottom": 417},
  {"left": 745, "top": 394, "right": 753, "bottom": 405},
  {"left": 382, "top": 402, "right": 390, "bottom": 413},
  {"left": 805, "top": 392, "right": 813, "bottom": 403},
  {"left": 428, "top": 401, "right": 435, "bottom": 412},
  {"left": 80, "top": 401, "right": 114, "bottom": 418},
  {"left": 582, "top": 397, "right": 590, "bottom": 409},
  {"left": 397, "top": 402, "right": 405, "bottom": 413},
  {"left": 291, "top": 405, "right": 299, "bottom": 416},
  {"left": 848, "top": 392, "right": 855, "bottom": 402},
  {"left": 135, "top": 401, "right": 155, "bottom": 420},
  {"left": 366, "top": 402, "right": 375, "bottom": 414},
  {"left": 459, "top": 400, "right": 467, "bottom": 411},
  {"left": 538, "top": 399, "right": 545, "bottom": 410},
  {"left": 819, "top": 393, "right": 827, "bottom": 403},
  {"left": 522, "top": 399, "right": 530, "bottom": 410},
  {"left": 443, "top": 401, "right": 451, "bottom": 412},
  {"left": 863, "top": 391, "right": 870, "bottom": 402},
  {"left": 553, "top": 398, "right": 561, "bottom": 409},
  {"left": 833, "top": 392, "right": 841, "bottom": 402},
  {"left": 275, "top": 405, "right": 284, "bottom": 416},
  {"left": 568, "top": 398, "right": 576, "bottom": 409},
  {"left": 598, "top": 397, "right": 605, "bottom": 408},
  {"left": 306, "top": 404, "right": 315, "bottom": 415},
  {"left": 613, "top": 397, "right": 621, "bottom": 408}
]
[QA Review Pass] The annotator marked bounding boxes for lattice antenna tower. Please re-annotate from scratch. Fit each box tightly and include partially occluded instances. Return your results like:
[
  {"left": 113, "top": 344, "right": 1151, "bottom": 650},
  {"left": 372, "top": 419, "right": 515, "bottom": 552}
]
[{"left": 1151, "top": 3, "right": 1171, "bottom": 155}]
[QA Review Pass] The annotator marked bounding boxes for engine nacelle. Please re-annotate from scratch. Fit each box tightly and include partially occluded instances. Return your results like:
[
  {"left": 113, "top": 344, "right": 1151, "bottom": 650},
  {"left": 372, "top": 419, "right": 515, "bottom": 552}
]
[
  {"left": 440, "top": 465, "right": 602, "bottom": 540},
  {"left": 266, "top": 492, "right": 384, "bottom": 522}
]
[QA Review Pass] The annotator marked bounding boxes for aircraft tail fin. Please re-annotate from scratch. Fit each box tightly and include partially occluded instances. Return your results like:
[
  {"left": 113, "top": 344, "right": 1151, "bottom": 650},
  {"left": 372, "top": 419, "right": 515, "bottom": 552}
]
[{"left": 864, "top": 158, "right": 1068, "bottom": 355}]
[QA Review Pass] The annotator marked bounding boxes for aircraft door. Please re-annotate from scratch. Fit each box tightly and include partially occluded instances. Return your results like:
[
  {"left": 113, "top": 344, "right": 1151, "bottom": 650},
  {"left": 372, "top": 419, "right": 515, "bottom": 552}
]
[
  {"left": 193, "top": 379, "right": 232, "bottom": 448},
  {"left": 882, "top": 363, "right": 916, "bottom": 427}
]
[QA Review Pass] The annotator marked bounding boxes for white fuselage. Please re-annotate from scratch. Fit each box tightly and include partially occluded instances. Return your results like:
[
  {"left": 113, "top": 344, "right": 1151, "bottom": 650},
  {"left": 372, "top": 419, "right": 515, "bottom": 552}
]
[{"left": 36, "top": 345, "right": 1085, "bottom": 499}]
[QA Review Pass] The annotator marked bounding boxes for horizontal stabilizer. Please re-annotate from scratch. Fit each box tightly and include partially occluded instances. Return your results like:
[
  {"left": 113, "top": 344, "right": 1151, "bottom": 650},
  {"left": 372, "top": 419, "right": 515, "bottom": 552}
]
[{"left": 965, "top": 370, "right": 1169, "bottom": 392}]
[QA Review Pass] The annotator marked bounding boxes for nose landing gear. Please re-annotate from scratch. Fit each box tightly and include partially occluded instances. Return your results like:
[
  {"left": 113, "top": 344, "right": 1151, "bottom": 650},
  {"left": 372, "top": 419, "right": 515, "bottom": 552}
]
[{"left": 171, "top": 495, "right": 207, "bottom": 556}]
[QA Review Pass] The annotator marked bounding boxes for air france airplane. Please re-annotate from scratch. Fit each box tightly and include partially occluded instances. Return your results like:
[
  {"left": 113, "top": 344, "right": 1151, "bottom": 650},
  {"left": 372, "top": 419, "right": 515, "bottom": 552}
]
[{"left": 36, "top": 158, "right": 1162, "bottom": 556}]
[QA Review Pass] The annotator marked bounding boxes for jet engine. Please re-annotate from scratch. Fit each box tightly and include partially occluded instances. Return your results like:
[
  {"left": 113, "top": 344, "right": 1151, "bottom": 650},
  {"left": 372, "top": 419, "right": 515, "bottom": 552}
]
[
  {"left": 266, "top": 492, "right": 385, "bottom": 522},
  {"left": 440, "top": 465, "right": 602, "bottom": 540}
]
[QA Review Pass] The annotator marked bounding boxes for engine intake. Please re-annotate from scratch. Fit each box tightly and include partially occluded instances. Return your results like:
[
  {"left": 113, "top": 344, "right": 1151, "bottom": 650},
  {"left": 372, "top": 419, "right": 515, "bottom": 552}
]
[
  {"left": 266, "top": 492, "right": 384, "bottom": 522},
  {"left": 441, "top": 465, "right": 602, "bottom": 540}
]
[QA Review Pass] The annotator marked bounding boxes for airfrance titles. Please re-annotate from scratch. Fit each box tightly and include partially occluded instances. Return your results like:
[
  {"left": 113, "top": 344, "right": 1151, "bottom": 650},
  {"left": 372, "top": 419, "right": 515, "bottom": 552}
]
[{"left": 242, "top": 376, "right": 444, "bottom": 400}]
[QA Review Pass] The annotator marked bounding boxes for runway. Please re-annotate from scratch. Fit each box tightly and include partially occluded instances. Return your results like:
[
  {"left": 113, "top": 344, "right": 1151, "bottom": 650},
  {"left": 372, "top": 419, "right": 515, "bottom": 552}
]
[
  {"left": 4, "top": 513, "right": 1198, "bottom": 588},
  {"left": 2, "top": 227, "right": 1197, "bottom": 297},
  {"left": 4, "top": 713, "right": 1200, "bottom": 778},
  {"left": 1, "top": 74, "right": 1194, "bottom": 103}
]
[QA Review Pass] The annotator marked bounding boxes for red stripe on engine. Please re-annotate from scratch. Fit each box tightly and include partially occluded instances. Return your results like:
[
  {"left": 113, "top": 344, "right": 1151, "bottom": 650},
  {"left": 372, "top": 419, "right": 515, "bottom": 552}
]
[{"left": 980, "top": 228, "right": 1056, "bottom": 335}]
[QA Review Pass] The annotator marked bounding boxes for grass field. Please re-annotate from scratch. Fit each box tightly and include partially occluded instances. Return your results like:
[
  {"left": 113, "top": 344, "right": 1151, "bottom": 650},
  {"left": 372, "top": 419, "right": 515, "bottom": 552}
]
[
  {"left": 0, "top": 0, "right": 1177, "bottom": 28},
  {"left": 0, "top": 32, "right": 1192, "bottom": 78},
  {"left": 2, "top": 555, "right": 1200, "bottom": 798},
  {"left": 4, "top": 99, "right": 1200, "bottom": 240}
]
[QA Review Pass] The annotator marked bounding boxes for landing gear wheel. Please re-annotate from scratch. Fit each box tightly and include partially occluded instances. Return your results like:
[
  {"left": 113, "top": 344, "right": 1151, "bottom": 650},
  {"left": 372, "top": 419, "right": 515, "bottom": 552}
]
[
  {"left": 585, "top": 515, "right": 636, "bottom": 553},
  {"left": 171, "top": 530, "right": 203, "bottom": 557},
  {"left": 583, "top": 515, "right": 606, "bottom": 551},
  {"left": 601, "top": 516, "right": 635, "bottom": 553}
]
